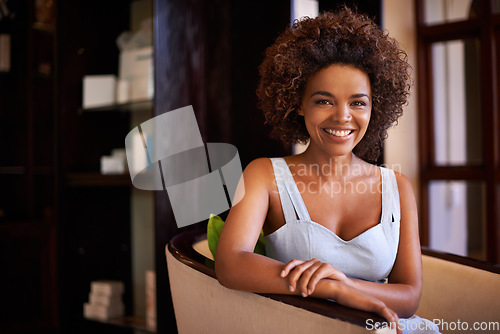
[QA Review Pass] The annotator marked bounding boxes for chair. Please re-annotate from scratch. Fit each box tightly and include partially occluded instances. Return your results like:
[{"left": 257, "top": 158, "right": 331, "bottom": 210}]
[{"left": 166, "top": 230, "right": 392, "bottom": 334}]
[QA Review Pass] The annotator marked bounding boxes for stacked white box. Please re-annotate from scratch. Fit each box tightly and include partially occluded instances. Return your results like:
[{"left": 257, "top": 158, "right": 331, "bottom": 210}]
[
  {"left": 82, "top": 75, "right": 117, "bottom": 109},
  {"left": 100, "top": 148, "right": 127, "bottom": 175},
  {"left": 84, "top": 280, "right": 125, "bottom": 321},
  {"left": 145, "top": 270, "right": 156, "bottom": 331},
  {"left": 89, "top": 293, "right": 122, "bottom": 307},
  {"left": 118, "top": 46, "right": 154, "bottom": 102}
]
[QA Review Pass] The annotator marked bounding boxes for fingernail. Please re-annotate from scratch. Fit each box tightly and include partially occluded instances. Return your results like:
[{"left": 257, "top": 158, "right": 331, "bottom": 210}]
[
  {"left": 289, "top": 285, "right": 294, "bottom": 292},
  {"left": 280, "top": 270, "right": 285, "bottom": 277},
  {"left": 308, "top": 289, "right": 312, "bottom": 295},
  {"left": 301, "top": 292, "right": 307, "bottom": 297}
]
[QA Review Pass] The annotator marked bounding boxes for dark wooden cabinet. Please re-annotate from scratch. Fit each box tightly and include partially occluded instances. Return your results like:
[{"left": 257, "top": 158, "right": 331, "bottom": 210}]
[
  {"left": 57, "top": 1, "right": 140, "bottom": 333},
  {"left": 0, "top": 1, "right": 143, "bottom": 333},
  {"left": 0, "top": 1, "right": 59, "bottom": 333}
]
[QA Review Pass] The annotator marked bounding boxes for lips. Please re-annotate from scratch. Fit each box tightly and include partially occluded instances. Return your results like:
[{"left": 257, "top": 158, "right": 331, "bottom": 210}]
[{"left": 323, "top": 128, "right": 354, "bottom": 137}]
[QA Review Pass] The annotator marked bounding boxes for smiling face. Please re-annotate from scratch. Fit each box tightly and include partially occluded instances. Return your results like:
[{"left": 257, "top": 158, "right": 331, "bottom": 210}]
[{"left": 299, "top": 64, "right": 372, "bottom": 160}]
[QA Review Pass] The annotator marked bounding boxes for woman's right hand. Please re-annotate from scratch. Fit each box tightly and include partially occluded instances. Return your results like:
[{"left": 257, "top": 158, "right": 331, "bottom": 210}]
[
  {"left": 281, "top": 259, "right": 401, "bottom": 333},
  {"left": 280, "top": 258, "right": 349, "bottom": 296},
  {"left": 330, "top": 280, "right": 401, "bottom": 334}
]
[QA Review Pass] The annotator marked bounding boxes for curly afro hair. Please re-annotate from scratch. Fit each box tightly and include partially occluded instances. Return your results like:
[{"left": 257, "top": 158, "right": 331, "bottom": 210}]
[{"left": 256, "top": 7, "right": 411, "bottom": 162}]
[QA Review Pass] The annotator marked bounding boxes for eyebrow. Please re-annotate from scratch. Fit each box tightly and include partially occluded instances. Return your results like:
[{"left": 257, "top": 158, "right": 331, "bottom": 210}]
[{"left": 310, "top": 91, "right": 370, "bottom": 99}]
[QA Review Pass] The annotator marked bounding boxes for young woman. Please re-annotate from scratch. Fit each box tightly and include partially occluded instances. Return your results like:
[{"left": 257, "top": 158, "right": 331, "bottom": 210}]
[{"left": 215, "top": 7, "right": 439, "bottom": 334}]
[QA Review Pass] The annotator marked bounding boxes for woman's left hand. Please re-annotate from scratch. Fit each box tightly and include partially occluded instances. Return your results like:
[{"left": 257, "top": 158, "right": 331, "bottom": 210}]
[{"left": 280, "top": 258, "right": 350, "bottom": 297}]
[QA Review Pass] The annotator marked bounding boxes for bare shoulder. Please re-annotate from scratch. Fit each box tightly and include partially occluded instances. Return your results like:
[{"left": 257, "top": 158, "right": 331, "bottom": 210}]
[
  {"left": 392, "top": 172, "right": 418, "bottom": 224},
  {"left": 241, "top": 157, "right": 275, "bottom": 192},
  {"left": 245, "top": 157, "right": 273, "bottom": 171},
  {"left": 393, "top": 171, "right": 416, "bottom": 200}
]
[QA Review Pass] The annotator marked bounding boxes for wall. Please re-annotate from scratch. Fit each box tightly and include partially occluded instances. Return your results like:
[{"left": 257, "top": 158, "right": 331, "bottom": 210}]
[{"left": 382, "top": 0, "right": 420, "bottom": 209}]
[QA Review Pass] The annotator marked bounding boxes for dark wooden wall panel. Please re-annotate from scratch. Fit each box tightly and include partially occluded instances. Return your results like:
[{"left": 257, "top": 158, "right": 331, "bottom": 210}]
[{"left": 154, "top": 1, "right": 290, "bottom": 332}]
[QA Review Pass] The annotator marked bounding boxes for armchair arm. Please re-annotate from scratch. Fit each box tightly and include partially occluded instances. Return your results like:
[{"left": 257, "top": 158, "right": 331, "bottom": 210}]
[{"left": 166, "top": 229, "right": 393, "bottom": 334}]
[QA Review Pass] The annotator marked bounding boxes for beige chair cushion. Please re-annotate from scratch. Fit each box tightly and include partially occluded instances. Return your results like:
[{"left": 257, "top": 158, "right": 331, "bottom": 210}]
[
  {"left": 417, "top": 255, "right": 500, "bottom": 333},
  {"left": 166, "top": 249, "right": 393, "bottom": 334}
]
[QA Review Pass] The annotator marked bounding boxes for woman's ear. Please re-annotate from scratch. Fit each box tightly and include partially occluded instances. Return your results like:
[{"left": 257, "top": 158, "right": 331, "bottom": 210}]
[{"left": 298, "top": 107, "right": 304, "bottom": 116}]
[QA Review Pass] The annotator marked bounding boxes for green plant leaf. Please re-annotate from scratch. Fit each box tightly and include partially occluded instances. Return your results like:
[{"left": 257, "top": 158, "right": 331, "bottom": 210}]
[
  {"left": 254, "top": 230, "right": 266, "bottom": 256},
  {"left": 207, "top": 214, "right": 266, "bottom": 258},
  {"left": 207, "top": 214, "right": 225, "bottom": 258}
]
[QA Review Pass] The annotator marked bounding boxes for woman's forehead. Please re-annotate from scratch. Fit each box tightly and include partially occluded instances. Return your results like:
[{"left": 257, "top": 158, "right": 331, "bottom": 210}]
[{"left": 304, "top": 64, "right": 371, "bottom": 96}]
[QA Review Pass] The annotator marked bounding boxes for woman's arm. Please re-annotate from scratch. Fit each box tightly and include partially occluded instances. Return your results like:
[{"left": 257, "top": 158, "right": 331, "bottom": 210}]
[
  {"left": 216, "top": 159, "right": 287, "bottom": 289},
  {"left": 280, "top": 172, "right": 422, "bottom": 318},
  {"left": 216, "top": 158, "right": 316, "bottom": 294},
  {"left": 215, "top": 159, "right": 401, "bottom": 328}
]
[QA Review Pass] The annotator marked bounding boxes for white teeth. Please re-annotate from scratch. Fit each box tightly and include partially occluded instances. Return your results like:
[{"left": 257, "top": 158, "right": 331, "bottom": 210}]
[{"left": 324, "top": 129, "right": 352, "bottom": 137}]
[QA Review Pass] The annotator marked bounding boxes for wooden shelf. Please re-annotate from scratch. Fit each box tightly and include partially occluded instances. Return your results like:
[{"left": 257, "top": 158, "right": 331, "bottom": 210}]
[
  {"left": 84, "top": 316, "right": 156, "bottom": 333},
  {"left": 79, "top": 100, "right": 153, "bottom": 114},
  {"left": 65, "top": 172, "right": 131, "bottom": 187}
]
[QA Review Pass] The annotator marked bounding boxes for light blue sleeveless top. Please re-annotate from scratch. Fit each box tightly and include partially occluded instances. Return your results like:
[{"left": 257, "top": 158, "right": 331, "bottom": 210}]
[
  {"left": 265, "top": 158, "right": 442, "bottom": 333},
  {"left": 265, "top": 158, "right": 401, "bottom": 283}
]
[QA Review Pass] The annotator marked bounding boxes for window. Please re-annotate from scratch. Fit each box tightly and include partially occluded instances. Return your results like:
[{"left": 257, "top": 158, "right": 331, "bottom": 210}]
[{"left": 416, "top": 0, "right": 500, "bottom": 264}]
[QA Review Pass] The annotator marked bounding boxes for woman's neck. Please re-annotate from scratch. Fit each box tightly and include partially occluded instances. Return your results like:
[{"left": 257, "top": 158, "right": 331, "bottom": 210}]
[{"left": 294, "top": 147, "right": 366, "bottom": 180}]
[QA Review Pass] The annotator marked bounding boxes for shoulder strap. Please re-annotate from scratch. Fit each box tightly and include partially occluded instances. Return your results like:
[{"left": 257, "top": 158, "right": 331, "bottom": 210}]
[
  {"left": 270, "top": 158, "right": 311, "bottom": 222},
  {"left": 380, "top": 167, "right": 401, "bottom": 223}
]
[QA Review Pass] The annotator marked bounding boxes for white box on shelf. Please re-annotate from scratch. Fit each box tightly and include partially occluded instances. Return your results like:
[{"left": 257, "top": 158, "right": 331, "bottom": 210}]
[
  {"left": 119, "top": 46, "right": 153, "bottom": 101},
  {"left": 90, "top": 280, "right": 124, "bottom": 296},
  {"left": 84, "top": 302, "right": 124, "bottom": 321},
  {"left": 100, "top": 148, "right": 127, "bottom": 175},
  {"left": 116, "top": 79, "right": 130, "bottom": 104},
  {"left": 111, "top": 148, "right": 126, "bottom": 161},
  {"left": 100, "top": 155, "right": 126, "bottom": 174},
  {"left": 89, "top": 292, "right": 122, "bottom": 307},
  {"left": 83, "top": 75, "right": 116, "bottom": 109}
]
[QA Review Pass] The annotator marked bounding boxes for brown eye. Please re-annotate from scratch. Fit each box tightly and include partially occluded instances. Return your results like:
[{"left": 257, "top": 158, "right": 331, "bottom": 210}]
[{"left": 351, "top": 101, "right": 366, "bottom": 106}]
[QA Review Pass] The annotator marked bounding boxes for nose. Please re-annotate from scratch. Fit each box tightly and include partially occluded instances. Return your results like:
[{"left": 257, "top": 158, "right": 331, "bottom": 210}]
[{"left": 331, "top": 104, "right": 352, "bottom": 123}]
